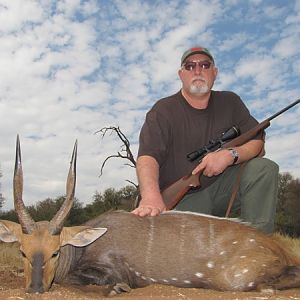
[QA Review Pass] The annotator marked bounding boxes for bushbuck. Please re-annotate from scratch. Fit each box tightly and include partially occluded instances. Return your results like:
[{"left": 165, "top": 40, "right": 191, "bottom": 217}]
[{"left": 0, "top": 137, "right": 300, "bottom": 296}]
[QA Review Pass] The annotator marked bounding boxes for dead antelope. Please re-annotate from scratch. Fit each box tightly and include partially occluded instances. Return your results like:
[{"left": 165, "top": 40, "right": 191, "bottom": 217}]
[{"left": 0, "top": 137, "right": 300, "bottom": 296}]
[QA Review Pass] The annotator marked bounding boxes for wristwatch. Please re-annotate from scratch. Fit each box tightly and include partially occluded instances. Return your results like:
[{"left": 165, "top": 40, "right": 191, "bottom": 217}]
[{"left": 228, "top": 148, "right": 239, "bottom": 165}]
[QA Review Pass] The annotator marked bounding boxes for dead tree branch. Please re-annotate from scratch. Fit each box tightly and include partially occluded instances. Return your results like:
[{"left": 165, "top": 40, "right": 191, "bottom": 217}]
[{"left": 95, "top": 126, "right": 137, "bottom": 188}]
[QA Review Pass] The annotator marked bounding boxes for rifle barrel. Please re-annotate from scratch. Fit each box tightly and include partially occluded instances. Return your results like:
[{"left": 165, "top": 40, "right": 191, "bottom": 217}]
[{"left": 267, "top": 99, "right": 300, "bottom": 122}]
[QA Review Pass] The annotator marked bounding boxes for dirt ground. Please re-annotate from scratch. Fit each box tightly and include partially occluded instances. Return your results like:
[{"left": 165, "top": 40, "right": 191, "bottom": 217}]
[{"left": 1, "top": 267, "right": 300, "bottom": 300}]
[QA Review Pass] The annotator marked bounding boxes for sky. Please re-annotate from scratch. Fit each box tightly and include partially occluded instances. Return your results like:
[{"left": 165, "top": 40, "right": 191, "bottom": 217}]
[{"left": 0, "top": 0, "right": 300, "bottom": 210}]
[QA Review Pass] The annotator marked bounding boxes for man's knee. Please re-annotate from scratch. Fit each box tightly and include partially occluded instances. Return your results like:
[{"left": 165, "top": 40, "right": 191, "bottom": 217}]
[
  {"left": 244, "top": 157, "right": 279, "bottom": 180},
  {"left": 238, "top": 158, "right": 279, "bottom": 234}
]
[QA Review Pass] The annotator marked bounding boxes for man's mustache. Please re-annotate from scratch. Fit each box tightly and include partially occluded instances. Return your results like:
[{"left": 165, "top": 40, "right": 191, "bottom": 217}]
[{"left": 192, "top": 76, "right": 206, "bottom": 82}]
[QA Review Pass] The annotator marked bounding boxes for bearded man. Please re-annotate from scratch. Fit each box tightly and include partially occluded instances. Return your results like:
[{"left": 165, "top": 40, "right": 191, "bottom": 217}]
[{"left": 132, "top": 47, "right": 278, "bottom": 234}]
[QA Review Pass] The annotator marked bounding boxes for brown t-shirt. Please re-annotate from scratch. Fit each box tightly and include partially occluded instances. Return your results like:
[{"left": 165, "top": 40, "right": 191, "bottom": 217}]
[{"left": 138, "top": 90, "right": 261, "bottom": 191}]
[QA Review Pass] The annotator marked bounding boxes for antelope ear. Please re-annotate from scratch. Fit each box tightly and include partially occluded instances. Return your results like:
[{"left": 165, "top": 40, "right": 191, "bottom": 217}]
[
  {"left": 0, "top": 220, "right": 22, "bottom": 243},
  {"left": 60, "top": 226, "right": 107, "bottom": 247}
]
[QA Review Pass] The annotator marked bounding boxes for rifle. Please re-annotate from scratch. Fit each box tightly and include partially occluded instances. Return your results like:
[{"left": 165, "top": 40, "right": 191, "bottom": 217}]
[{"left": 161, "top": 98, "right": 300, "bottom": 210}]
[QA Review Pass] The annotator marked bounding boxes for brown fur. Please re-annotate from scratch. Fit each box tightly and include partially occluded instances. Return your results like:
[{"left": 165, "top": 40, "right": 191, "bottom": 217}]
[{"left": 59, "top": 211, "right": 300, "bottom": 293}]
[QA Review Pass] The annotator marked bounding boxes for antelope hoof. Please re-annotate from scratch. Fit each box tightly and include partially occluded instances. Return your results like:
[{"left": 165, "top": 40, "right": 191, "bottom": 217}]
[
  {"left": 257, "top": 284, "right": 275, "bottom": 294},
  {"left": 108, "top": 282, "right": 131, "bottom": 297}
]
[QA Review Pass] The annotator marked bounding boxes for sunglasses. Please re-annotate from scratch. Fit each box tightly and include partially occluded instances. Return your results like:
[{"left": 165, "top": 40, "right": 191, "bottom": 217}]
[{"left": 182, "top": 61, "right": 212, "bottom": 71}]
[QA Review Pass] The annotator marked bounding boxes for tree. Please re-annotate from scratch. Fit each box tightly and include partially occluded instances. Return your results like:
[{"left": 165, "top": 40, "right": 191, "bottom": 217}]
[
  {"left": 0, "top": 209, "right": 18, "bottom": 222},
  {"left": 83, "top": 185, "right": 138, "bottom": 220},
  {"left": 102, "top": 188, "right": 120, "bottom": 211},
  {"left": 277, "top": 172, "right": 293, "bottom": 212},
  {"left": 0, "top": 196, "right": 88, "bottom": 226},
  {"left": 27, "top": 197, "right": 61, "bottom": 222},
  {"left": 64, "top": 197, "right": 89, "bottom": 226},
  {"left": 275, "top": 172, "right": 300, "bottom": 236},
  {"left": 84, "top": 191, "right": 106, "bottom": 219},
  {"left": 96, "top": 126, "right": 138, "bottom": 188},
  {"left": 102, "top": 186, "right": 138, "bottom": 211}
]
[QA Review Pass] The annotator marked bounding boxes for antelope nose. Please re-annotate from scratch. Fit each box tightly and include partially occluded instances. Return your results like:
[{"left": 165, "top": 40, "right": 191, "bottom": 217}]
[{"left": 27, "top": 285, "right": 45, "bottom": 294}]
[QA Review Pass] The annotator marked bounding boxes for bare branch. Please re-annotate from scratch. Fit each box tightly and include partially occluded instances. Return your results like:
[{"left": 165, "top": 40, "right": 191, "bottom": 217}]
[
  {"left": 126, "top": 180, "right": 138, "bottom": 189},
  {"left": 96, "top": 127, "right": 137, "bottom": 186},
  {"left": 99, "top": 154, "right": 122, "bottom": 177}
]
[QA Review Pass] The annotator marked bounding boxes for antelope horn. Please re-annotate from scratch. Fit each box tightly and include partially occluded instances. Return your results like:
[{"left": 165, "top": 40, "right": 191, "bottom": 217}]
[
  {"left": 13, "top": 135, "right": 35, "bottom": 234},
  {"left": 50, "top": 140, "right": 77, "bottom": 234}
]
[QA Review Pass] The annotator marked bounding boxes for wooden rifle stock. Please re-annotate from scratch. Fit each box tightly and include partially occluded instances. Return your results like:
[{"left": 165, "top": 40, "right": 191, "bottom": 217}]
[{"left": 162, "top": 98, "right": 300, "bottom": 210}]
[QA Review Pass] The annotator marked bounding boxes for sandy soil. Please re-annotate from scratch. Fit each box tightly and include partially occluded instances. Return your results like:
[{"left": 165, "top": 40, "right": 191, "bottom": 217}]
[{"left": 1, "top": 267, "right": 300, "bottom": 300}]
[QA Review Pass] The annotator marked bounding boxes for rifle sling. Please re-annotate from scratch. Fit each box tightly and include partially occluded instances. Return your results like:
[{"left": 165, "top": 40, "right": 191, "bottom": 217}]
[{"left": 225, "top": 162, "right": 246, "bottom": 218}]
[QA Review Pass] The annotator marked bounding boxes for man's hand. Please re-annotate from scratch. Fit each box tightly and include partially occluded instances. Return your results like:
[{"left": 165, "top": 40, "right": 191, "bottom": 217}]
[
  {"left": 192, "top": 149, "right": 233, "bottom": 177},
  {"left": 192, "top": 140, "right": 264, "bottom": 177},
  {"left": 132, "top": 205, "right": 163, "bottom": 217},
  {"left": 131, "top": 196, "right": 166, "bottom": 217}
]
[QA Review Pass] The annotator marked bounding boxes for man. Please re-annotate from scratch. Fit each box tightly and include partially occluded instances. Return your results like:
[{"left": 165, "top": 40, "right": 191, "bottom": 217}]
[{"left": 132, "top": 46, "right": 279, "bottom": 233}]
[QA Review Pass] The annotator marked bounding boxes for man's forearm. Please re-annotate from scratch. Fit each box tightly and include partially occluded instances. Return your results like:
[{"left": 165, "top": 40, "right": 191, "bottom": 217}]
[
  {"left": 234, "top": 139, "right": 264, "bottom": 164},
  {"left": 136, "top": 155, "right": 161, "bottom": 199},
  {"left": 132, "top": 155, "right": 166, "bottom": 216}
]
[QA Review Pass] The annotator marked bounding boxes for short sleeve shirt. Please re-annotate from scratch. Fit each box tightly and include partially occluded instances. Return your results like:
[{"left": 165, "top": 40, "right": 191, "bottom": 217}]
[{"left": 138, "top": 90, "right": 261, "bottom": 190}]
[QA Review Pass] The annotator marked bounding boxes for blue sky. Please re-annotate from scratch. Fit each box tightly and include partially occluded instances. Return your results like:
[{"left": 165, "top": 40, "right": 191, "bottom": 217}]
[{"left": 0, "top": 0, "right": 299, "bottom": 210}]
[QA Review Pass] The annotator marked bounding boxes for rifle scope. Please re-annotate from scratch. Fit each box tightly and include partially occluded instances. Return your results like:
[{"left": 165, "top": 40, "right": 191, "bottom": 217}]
[{"left": 187, "top": 126, "right": 240, "bottom": 162}]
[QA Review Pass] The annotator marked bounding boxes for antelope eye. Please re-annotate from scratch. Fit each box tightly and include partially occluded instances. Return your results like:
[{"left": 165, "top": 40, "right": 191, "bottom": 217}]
[{"left": 52, "top": 250, "right": 60, "bottom": 258}]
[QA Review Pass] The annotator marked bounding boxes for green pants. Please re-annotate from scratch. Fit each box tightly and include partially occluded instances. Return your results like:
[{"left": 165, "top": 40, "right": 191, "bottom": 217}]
[{"left": 175, "top": 157, "right": 279, "bottom": 234}]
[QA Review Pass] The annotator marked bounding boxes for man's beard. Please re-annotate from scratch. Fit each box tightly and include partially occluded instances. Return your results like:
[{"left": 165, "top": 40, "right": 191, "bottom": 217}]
[
  {"left": 189, "top": 77, "right": 209, "bottom": 95},
  {"left": 189, "top": 84, "right": 209, "bottom": 95}
]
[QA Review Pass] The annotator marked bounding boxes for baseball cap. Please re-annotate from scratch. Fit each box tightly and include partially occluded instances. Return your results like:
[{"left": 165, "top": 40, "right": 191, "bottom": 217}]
[{"left": 181, "top": 47, "right": 214, "bottom": 65}]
